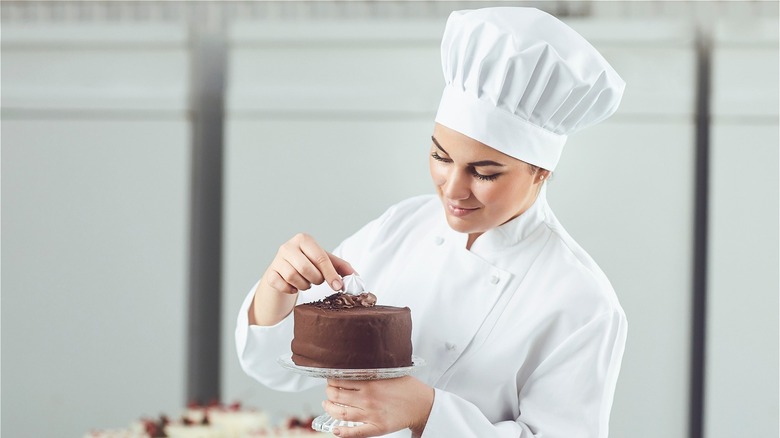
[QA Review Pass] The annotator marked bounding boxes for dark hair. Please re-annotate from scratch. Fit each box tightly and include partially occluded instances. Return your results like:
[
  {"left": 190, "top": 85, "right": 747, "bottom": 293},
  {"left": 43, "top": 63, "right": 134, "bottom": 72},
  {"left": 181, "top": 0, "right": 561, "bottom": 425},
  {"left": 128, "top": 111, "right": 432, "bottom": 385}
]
[{"left": 527, "top": 163, "right": 544, "bottom": 174}]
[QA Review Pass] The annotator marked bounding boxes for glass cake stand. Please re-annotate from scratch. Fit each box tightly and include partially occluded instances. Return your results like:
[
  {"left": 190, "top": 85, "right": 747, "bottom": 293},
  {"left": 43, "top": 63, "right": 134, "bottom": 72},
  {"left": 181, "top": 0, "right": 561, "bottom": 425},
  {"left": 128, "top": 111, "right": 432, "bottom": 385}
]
[{"left": 277, "top": 354, "right": 425, "bottom": 433}]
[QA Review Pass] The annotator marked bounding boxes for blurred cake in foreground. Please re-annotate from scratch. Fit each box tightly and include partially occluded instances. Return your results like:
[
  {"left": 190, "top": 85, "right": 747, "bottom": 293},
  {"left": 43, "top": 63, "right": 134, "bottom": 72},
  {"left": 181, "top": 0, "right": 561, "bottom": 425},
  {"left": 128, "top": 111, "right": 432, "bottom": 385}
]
[{"left": 84, "top": 402, "right": 332, "bottom": 438}]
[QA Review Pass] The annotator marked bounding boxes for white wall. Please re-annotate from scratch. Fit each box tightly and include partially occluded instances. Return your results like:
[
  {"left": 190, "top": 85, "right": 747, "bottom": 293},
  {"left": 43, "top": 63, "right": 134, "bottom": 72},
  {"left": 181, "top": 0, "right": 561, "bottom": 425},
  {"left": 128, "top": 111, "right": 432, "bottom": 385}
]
[
  {"left": 705, "top": 18, "right": 779, "bottom": 438},
  {"left": 551, "top": 20, "right": 697, "bottom": 438},
  {"left": 1, "top": 24, "right": 191, "bottom": 437}
]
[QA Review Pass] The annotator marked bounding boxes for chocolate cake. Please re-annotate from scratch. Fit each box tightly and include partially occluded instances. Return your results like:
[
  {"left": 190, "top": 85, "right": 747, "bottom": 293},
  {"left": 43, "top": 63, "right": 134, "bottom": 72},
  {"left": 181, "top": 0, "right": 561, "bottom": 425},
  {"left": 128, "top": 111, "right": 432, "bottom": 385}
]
[{"left": 291, "top": 292, "right": 412, "bottom": 369}]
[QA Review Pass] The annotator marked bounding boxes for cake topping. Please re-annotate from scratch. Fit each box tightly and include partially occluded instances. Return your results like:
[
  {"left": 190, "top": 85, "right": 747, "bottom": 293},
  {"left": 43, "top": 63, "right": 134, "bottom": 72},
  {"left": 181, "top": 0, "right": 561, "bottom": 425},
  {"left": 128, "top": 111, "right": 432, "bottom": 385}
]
[
  {"left": 141, "top": 415, "right": 169, "bottom": 437},
  {"left": 341, "top": 274, "right": 367, "bottom": 295},
  {"left": 312, "top": 292, "right": 377, "bottom": 309}
]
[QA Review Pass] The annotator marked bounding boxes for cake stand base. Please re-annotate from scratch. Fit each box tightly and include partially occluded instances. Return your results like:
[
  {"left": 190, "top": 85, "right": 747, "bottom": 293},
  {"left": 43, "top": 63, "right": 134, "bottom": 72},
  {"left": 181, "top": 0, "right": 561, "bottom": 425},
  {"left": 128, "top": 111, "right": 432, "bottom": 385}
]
[{"left": 312, "top": 413, "right": 364, "bottom": 432}]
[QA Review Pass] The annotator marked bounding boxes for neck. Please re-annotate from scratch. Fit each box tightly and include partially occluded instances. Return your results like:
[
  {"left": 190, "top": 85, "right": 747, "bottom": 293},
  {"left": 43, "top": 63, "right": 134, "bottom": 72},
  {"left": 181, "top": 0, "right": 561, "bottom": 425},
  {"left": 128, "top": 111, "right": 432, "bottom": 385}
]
[
  {"left": 464, "top": 184, "right": 545, "bottom": 250},
  {"left": 466, "top": 232, "right": 481, "bottom": 250}
]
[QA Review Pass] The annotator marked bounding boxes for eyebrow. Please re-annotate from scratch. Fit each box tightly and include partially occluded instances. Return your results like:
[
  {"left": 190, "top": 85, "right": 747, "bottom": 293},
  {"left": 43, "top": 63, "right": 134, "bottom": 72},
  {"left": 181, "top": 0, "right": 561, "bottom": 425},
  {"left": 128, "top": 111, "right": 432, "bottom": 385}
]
[{"left": 431, "top": 136, "right": 506, "bottom": 167}]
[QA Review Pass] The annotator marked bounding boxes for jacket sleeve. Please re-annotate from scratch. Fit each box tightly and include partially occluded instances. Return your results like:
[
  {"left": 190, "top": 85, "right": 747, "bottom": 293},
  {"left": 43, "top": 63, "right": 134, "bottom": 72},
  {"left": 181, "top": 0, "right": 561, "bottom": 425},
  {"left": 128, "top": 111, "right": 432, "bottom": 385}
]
[
  {"left": 234, "top": 283, "right": 321, "bottom": 392},
  {"left": 422, "top": 310, "right": 627, "bottom": 438}
]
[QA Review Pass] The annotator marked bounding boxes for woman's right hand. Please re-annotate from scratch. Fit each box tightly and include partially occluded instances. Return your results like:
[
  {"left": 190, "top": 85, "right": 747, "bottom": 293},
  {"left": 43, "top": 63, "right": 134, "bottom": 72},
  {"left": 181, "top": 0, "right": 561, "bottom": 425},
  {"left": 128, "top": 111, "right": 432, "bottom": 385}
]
[
  {"left": 250, "top": 233, "right": 355, "bottom": 326},
  {"left": 264, "top": 233, "right": 354, "bottom": 294}
]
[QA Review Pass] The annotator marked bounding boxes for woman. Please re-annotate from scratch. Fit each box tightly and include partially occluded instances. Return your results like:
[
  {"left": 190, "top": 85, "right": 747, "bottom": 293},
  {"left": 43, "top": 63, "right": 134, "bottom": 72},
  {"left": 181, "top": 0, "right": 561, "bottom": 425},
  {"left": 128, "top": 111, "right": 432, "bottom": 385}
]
[{"left": 236, "top": 7, "right": 627, "bottom": 438}]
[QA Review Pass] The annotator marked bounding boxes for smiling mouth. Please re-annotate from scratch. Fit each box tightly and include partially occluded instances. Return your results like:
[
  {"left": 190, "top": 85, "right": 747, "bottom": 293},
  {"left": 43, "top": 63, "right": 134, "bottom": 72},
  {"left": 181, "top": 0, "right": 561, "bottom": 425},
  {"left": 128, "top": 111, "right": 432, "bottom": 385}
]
[{"left": 447, "top": 203, "right": 479, "bottom": 217}]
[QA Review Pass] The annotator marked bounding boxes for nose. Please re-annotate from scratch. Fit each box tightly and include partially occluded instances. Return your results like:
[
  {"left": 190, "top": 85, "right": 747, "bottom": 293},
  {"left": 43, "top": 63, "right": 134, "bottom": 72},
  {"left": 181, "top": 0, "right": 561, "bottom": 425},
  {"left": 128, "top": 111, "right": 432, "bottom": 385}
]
[{"left": 441, "top": 168, "right": 471, "bottom": 201}]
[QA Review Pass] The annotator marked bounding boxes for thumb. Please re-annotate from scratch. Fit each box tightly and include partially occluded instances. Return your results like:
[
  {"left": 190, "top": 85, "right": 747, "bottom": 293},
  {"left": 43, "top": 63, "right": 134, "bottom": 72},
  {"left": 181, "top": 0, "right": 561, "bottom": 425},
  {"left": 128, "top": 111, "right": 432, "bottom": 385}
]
[{"left": 327, "top": 252, "right": 356, "bottom": 290}]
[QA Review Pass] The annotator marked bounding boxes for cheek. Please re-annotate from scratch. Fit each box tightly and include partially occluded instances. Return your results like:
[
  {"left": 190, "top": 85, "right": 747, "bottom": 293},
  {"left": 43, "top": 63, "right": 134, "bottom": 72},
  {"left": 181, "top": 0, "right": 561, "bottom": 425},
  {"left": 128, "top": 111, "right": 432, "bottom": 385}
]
[
  {"left": 476, "top": 180, "right": 521, "bottom": 207},
  {"left": 471, "top": 184, "right": 497, "bottom": 205},
  {"left": 429, "top": 160, "right": 446, "bottom": 186}
]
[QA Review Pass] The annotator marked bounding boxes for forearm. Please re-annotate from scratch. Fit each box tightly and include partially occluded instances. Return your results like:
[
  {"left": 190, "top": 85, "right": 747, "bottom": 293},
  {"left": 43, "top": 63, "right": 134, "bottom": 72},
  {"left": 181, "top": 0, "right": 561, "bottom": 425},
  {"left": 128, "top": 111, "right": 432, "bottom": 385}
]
[
  {"left": 248, "top": 273, "right": 298, "bottom": 326},
  {"left": 409, "top": 382, "right": 436, "bottom": 438},
  {"left": 235, "top": 284, "right": 320, "bottom": 392}
]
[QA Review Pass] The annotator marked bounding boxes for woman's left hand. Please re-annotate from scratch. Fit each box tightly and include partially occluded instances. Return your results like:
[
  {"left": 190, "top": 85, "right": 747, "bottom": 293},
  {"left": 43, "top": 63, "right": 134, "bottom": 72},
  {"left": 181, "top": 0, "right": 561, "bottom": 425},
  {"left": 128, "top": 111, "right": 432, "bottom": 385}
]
[{"left": 322, "top": 376, "right": 434, "bottom": 438}]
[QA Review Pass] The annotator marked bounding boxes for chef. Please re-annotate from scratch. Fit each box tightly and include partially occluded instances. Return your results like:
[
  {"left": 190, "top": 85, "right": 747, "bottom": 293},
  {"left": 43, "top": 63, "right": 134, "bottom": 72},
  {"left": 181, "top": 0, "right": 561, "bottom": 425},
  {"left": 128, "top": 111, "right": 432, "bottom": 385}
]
[{"left": 236, "top": 7, "right": 627, "bottom": 438}]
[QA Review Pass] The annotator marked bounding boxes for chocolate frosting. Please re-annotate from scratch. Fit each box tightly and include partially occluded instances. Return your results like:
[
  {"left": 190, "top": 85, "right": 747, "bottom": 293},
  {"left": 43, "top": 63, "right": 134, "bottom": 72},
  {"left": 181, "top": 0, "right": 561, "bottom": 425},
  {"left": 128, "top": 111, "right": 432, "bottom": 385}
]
[
  {"left": 310, "top": 292, "right": 377, "bottom": 309},
  {"left": 292, "top": 297, "right": 413, "bottom": 369}
]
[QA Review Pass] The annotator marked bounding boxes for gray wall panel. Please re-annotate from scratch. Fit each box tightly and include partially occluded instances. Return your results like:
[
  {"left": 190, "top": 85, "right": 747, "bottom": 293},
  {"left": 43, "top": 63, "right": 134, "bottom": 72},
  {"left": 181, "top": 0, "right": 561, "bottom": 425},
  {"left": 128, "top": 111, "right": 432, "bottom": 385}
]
[
  {"left": 1, "top": 24, "right": 191, "bottom": 438},
  {"left": 549, "top": 120, "right": 695, "bottom": 438},
  {"left": 2, "top": 120, "right": 190, "bottom": 436},
  {"left": 706, "top": 20, "right": 779, "bottom": 437}
]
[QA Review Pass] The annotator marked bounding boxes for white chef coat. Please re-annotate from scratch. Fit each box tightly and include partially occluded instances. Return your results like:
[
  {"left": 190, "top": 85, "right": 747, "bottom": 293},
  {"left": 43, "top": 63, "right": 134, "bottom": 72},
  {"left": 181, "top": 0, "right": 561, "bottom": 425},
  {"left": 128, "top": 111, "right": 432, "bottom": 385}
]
[{"left": 236, "top": 187, "right": 627, "bottom": 438}]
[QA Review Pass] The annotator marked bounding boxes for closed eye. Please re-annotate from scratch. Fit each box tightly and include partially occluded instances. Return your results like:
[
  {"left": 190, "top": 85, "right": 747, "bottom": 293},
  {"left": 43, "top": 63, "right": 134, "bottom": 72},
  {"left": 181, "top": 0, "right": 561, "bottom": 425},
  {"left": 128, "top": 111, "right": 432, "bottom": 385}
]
[
  {"left": 431, "top": 152, "right": 451, "bottom": 163},
  {"left": 432, "top": 152, "right": 502, "bottom": 181},
  {"left": 469, "top": 167, "right": 501, "bottom": 181}
]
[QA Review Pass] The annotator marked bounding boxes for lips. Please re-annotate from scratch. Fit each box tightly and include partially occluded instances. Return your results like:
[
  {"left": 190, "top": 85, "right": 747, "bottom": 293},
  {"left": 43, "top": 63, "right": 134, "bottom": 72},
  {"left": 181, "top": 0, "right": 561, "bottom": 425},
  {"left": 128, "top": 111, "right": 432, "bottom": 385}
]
[{"left": 447, "top": 203, "right": 480, "bottom": 217}]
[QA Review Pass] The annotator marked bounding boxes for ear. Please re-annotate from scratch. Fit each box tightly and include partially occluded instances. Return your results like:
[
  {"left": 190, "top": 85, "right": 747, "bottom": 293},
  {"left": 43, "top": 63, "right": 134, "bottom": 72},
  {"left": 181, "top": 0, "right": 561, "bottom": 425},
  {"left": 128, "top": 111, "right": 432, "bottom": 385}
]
[{"left": 536, "top": 169, "right": 552, "bottom": 184}]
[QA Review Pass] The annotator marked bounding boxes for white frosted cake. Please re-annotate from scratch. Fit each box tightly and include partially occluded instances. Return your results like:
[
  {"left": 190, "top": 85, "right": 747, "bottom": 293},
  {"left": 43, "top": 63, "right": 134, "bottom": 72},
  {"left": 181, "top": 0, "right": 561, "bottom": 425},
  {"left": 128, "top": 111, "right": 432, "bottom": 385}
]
[{"left": 85, "top": 404, "right": 333, "bottom": 438}]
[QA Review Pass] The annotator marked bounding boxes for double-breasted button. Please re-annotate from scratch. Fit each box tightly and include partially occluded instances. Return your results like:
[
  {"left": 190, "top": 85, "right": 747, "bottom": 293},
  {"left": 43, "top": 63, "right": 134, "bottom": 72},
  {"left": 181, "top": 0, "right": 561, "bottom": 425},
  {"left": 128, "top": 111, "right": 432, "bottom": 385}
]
[
  {"left": 434, "top": 236, "right": 445, "bottom": 245},
  {"left": 445, "top": 342, "right": 457, "bottom": 351}
]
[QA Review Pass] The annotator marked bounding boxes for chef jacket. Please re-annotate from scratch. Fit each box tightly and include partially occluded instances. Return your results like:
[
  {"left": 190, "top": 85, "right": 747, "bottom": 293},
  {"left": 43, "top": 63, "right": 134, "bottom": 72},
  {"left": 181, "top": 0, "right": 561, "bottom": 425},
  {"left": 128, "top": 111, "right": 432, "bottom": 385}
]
[{"left": 236, "top": 187, "right": 627, "bottom": 437}]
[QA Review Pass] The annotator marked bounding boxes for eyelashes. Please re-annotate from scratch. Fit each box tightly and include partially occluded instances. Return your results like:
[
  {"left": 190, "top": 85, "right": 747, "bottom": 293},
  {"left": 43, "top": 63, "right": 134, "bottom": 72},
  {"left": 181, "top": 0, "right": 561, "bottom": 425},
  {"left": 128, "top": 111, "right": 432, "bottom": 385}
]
[
  {"left": 430, "top": 152, "right": 448, "bottom": 162},
  {"left": 471, "top": 171, "right": 500, "bottom": 182},
  {"left": 468, "top": 166, "right": 500, "bottom": 181},
  {"left": 430, "top": 152, "right": 501, "bottom": 182}
]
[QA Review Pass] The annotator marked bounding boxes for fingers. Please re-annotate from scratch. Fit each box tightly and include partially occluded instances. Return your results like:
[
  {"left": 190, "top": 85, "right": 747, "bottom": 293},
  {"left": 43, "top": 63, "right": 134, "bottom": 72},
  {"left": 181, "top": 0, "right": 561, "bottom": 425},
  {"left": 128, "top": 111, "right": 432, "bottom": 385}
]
[
  {"left": 267, "top": 233, "right": 353, "bottom": 294},
  {"left": 325, "top": 383, "right": 360, "bottom": 408},
  {"left": 263, "top": 269, "right": 298, "bottom": 295},
  {"left": 298, "top": 238, "right": 349, "bottom": 291},
  {"left": 322, "top": 399, "right": 364, "bottom": 422},
  {"left": 328, "top": 252, "right": 356, "bottom": 278},
  {"left": 284, "top": 250, "right": 325, "bottom": 289},
  {"left": 331, "top": 423, "right": 381, "bottom": 438},
  {"left": 321, "top": 380, "right": 405, "bottom": 438},
  {"left": 324, "top": 382, "right": 366, "bottom": 423},
  {"left": 327, "top": 379, "right": 361, "bottom": 390}
]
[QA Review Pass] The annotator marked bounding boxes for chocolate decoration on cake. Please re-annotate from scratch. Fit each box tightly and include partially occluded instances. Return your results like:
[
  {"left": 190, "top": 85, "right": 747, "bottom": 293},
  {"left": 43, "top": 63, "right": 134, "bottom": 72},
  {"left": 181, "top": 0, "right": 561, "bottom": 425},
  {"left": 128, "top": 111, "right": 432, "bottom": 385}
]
[
  {"left": 313, "top": 292, "right": 378, "bottom": 309},
  {"left": 291, "top": 292, "right": 412, "bottom": 369}
]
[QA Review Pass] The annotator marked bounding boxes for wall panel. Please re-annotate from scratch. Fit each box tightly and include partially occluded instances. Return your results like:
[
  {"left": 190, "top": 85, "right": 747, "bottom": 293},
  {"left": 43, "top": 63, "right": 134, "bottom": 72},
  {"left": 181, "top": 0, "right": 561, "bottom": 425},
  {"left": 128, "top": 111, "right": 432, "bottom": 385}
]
[
  {"left": 705, "top": 19, "right": 779, "bottom": 438},
  {"left": 548, "top": 22, "right": 697, "bottom": 438},
  {"left": 1, "top": 24, "right": 191, "bottom": 437}
]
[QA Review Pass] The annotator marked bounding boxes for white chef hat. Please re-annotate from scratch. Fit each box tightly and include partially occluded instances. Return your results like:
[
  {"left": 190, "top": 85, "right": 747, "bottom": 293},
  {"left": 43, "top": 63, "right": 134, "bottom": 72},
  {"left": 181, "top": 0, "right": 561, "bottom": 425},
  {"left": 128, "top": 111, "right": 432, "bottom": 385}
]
[{"left": 435, "top": 7, "right": 625, "bottom": 171}]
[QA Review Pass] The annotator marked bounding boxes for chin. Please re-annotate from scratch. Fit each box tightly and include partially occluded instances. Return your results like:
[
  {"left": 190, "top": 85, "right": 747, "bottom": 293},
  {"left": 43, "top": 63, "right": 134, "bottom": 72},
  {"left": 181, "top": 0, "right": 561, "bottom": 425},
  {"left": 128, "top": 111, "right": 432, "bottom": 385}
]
[{"left": 444, "top": 214, "right": 480, "bottom": 234}]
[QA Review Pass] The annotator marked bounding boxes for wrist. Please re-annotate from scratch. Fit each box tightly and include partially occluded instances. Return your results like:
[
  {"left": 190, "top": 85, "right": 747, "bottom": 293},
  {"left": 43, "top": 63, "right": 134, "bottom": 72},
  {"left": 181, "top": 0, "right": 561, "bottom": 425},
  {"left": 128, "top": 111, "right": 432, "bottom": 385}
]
[
  {"left": 409, "top": 382, "right": 434, "bottom": 437},
  {"left": 249, "top": 276, "right": 297, "bottom": 326}
]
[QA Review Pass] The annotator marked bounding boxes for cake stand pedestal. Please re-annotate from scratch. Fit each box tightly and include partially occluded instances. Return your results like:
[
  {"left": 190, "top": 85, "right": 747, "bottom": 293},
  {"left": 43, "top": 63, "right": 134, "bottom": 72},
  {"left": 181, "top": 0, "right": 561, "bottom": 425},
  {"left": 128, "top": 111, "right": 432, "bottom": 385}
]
[{"left": 277, "top": 355, "right": 425, "bottom": 433}]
